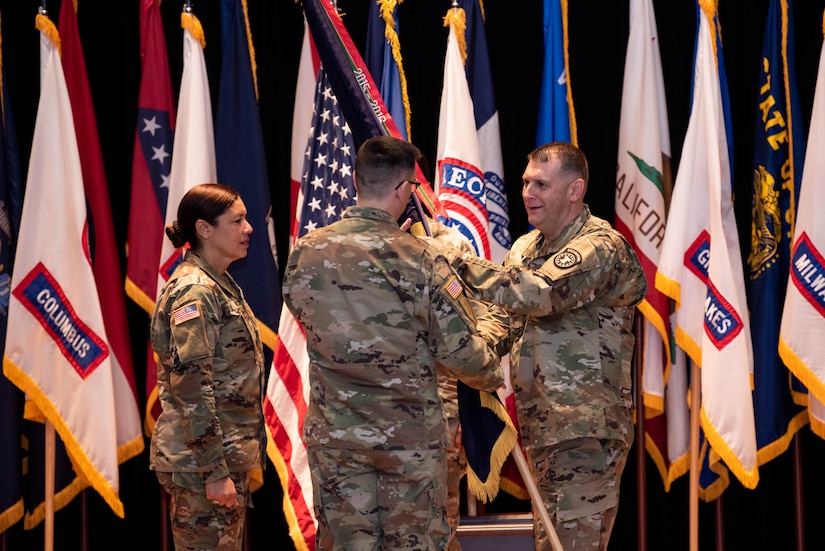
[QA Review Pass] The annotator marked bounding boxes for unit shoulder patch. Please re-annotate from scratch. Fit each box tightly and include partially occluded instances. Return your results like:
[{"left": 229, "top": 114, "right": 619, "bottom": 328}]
[{"left": 553, "top": 248, "right": 582, "bottom": 269}]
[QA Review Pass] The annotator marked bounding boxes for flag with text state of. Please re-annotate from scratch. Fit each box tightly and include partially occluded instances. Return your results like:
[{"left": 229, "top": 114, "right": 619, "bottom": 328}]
[
  {"left": 59, "top": 0, "right": 143, "bottom": 468},
  {"left": 536, "top": 0, "right": 576, "bottom": 146},
  {"left": 748, "top": 0, "right": 808, "bottom": 464},
  {"left": 215, "top": 0, "right": 280, "bottom": 358},
  {"left": 2, "top": 13, "right": 124, "bottom": 519},
  {"left": 126, "top": 0, "right": 177, "bottom": 435},
  {"left": 779, "top": 8, "right": 825, "bottom": 437},
  {"left": 615, "top": 0, "right": 689, "bottom": 491},
  {"left": 366, "top": 0, "right": 410, "bottom": 141},
  {"left": 0, "top": 39, "right": 25, "bottom": 535},
  {"left": 655, "top": 0, "right": 758, "bottom": 497}
]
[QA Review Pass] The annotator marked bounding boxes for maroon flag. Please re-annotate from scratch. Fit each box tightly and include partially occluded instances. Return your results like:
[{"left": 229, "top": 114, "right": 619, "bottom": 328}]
[
  {"left": 59, "top": 0, "right": 143, "bottom": 464},
  {"left": 125, "top": 0, "right": 177, "bottom": 434}
]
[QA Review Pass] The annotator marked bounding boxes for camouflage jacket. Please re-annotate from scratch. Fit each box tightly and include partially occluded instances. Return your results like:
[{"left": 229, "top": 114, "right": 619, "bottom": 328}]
[
  {"left": 445, "top": 206, "right": 647, "bottom": 449},
  {"left": 150, "top": 250, "right": 266, "bottom": 486},
  {"left": 427, "top": 219, "right": 482, "bottom": 420},
  {"left": 283, "top": 206, "right": 502, "bottom": 451}
]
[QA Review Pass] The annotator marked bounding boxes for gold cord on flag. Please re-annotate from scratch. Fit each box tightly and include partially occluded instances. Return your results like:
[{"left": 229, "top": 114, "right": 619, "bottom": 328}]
[
  {"left": 443, "top": 4, "right": 467, "bottom": 65},
  {"left": 181, "top": 10, "right": 206, "bottom": 49},
  {"left": 35, "top": 12, "right": 61, "bottom": 58},
  {"left": 378, "top": 0, "right": 412, "bottom": 139},
  {"left": 241, "top": 0, "right": 260, "bottom": 100}
]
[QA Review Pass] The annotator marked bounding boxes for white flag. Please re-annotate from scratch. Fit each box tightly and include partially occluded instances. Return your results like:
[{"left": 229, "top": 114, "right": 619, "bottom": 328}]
[
  {"left": 2, "top": 14, "right": 123, "bottom": 517},
  {"left": 779, "top": 14, "right": 825, "bottom": 437},
  {"left": 655, "top": 3, "right": 758, "bottom": 489},
  {"left": 156, "top": 12, "right": 217, "bottom": 295}
]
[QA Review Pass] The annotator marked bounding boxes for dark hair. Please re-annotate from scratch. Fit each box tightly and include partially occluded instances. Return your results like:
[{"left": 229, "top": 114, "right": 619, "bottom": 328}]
[
  {"left": 354, "top": 136, "right": 421, "bottom": 198},
  {"left": 527, "top": 141, "right": 589, "bottom": 184},
  {"left": 165, "top": 183, "right": 240, "bottom": 249}
]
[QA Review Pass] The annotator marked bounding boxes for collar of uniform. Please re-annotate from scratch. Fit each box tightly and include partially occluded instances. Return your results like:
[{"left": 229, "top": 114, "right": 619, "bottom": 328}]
[
  {"left": 341, "top": 205, "right": 398, "bottom": 225},
  {"left": 542, "top": 204, "right": 591, "bottom": 253},
  {"left": 184, "top": 249, "right": 242, "bottom": 300}
]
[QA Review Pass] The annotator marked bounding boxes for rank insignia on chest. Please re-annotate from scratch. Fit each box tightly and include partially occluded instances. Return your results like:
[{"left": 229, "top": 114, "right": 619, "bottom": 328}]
[
  {"left": 553, "top": 248, "right": 582, "bottom": 269},
  {"left": 172, "top": 303, "right": 200, "bottom": 325}
]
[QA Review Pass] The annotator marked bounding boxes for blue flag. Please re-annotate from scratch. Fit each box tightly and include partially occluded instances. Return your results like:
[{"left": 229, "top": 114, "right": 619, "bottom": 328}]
[
  {"left": 536, "top": 0, "right": 576, "bottom": 145},
  {"left": 366, "top": 0, "right": 409, "bottom": 140},
  {"left": 748, "top": 0, "right": 808, "bottom": 464},
  {"left": 215, "top": 0, "right": 281, "bottom": 363},
  {"left": 0, "top": 48, "right": 24, "bottom": 536}
]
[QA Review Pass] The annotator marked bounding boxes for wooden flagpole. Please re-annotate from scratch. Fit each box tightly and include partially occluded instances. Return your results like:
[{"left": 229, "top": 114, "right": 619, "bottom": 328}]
[
  {"left": 44, "top": 421, "right": 55, "bottom": 551},
  {"left": 509, "top": 443, "right": 564, "bottom": 551},
  {"left": 689, "top": 361, "right": 700, "bottom": 551}
]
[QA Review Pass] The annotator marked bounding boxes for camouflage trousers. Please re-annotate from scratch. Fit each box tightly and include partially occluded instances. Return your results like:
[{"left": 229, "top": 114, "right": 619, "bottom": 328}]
[
  {"left": 156, "top": 471, "right": 250, "bottom": 551},
  {"left": 444, "top": 416, "right": 467, "bottom": 551},
  {"left": 528, "top": 438, "right": 629, "bottom": 551},
  {"left": 309, "top": 446, "right": 451, "bottom": 551}
]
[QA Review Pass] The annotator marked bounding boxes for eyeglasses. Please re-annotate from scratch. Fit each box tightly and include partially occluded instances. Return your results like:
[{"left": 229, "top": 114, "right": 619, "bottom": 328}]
[{"left": 393, "top": 179, "right": 421, "bottom": 193}]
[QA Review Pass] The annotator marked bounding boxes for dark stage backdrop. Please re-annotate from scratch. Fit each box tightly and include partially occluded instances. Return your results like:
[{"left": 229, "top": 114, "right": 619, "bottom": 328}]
[{"left": 3, "top": 0, "right": 825, "bottom": 549}]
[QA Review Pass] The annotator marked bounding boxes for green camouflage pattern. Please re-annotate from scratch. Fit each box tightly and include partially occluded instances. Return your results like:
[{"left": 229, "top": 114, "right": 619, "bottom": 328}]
[
  {"left": 157, "top": 471, "right": 249, "bottom": 551},
  {"left": 447, "top": 206, "right": 647, "bottom": 451},
  {"left": 150, "top": 250, "right": 266, "bottom": 488},
  {"left": 283, "top": 206, "right": 503, "bottom": 452},
  {"left": 530, "top": 438, "right": 628, "bottom": 551},
  {"left": 310, "top": 446, "right": 450, "bottom": 550}
]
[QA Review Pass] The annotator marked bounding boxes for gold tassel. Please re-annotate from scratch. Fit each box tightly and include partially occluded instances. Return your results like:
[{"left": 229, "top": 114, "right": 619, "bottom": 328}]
[
  {"left": 464, "top": 391, "right": 518, "bottom": 503},
  {"left": 479, "top": 0, "right": 486, "bottom": 23},
  {"left": 443, "top": 5, "right": 467, "bottom": 66},
  {"left": 181, "top": 11, "right": 206, "bottom": 49},
  {"left": 378, "top": 0, "right": 413, "bottom": 139},
  {"left": 35, "top": 13, "right": 62, "bottom": 59},
  {"left": 241, "top": 0, "right": 260, "bottom": 100}
]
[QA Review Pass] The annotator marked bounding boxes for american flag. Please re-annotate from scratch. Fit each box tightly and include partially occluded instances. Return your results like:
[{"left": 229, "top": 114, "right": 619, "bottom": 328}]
[
  {"left": 264, "top": 65, "right": 358, "bottom": 551},
  {"left": 296, "top": 70, "right": 357, "bottom": 237}
]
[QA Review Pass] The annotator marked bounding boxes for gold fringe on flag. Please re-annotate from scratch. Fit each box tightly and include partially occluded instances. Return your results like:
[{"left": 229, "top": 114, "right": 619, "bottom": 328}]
[
  {"left": 560, "top": 0, "right": 578, "bottom": 146},
  {"left": 698, "top": 0, "right": 719, "bottom": 64},
  {"left": 378, "top": 0, "right": 412, "bottom": 139},
  {"left": 35, "top": 13, "right": 62, "bottom": 59},
  {"left": 443, "top": 5, "right": 467, "bottom": 65},
  {"left": 181, "top": 10, "right": 206, "bottom": 49},
  {"left": 464, "top": 390, "right": 518, "bottom": 503},
  {"left": 241, "top": 0, "right": 260, "bottom": 100}
]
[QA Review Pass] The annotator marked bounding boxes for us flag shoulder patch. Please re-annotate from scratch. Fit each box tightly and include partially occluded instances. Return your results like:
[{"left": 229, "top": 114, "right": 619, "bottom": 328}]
[
  {"left": 172, "top": 303, "right": 200, "bottom": 325},
  {"left": 445, "top": 276, "right": 463, "bottom": 299}
]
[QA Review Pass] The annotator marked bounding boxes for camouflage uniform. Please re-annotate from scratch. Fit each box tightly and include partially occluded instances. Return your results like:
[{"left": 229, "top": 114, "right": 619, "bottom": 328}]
[
  {"left": 150, "top": 250, "right": 266, "bottom": 551},
  {"left": 283, "top": 206, "right": 503, "bottom": 551},
  {"left": 428, "top": 220, "right": 478, "bottom": 551},
  {"left": 445, "top": 206, "right": 647, "bottom": 551}
]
